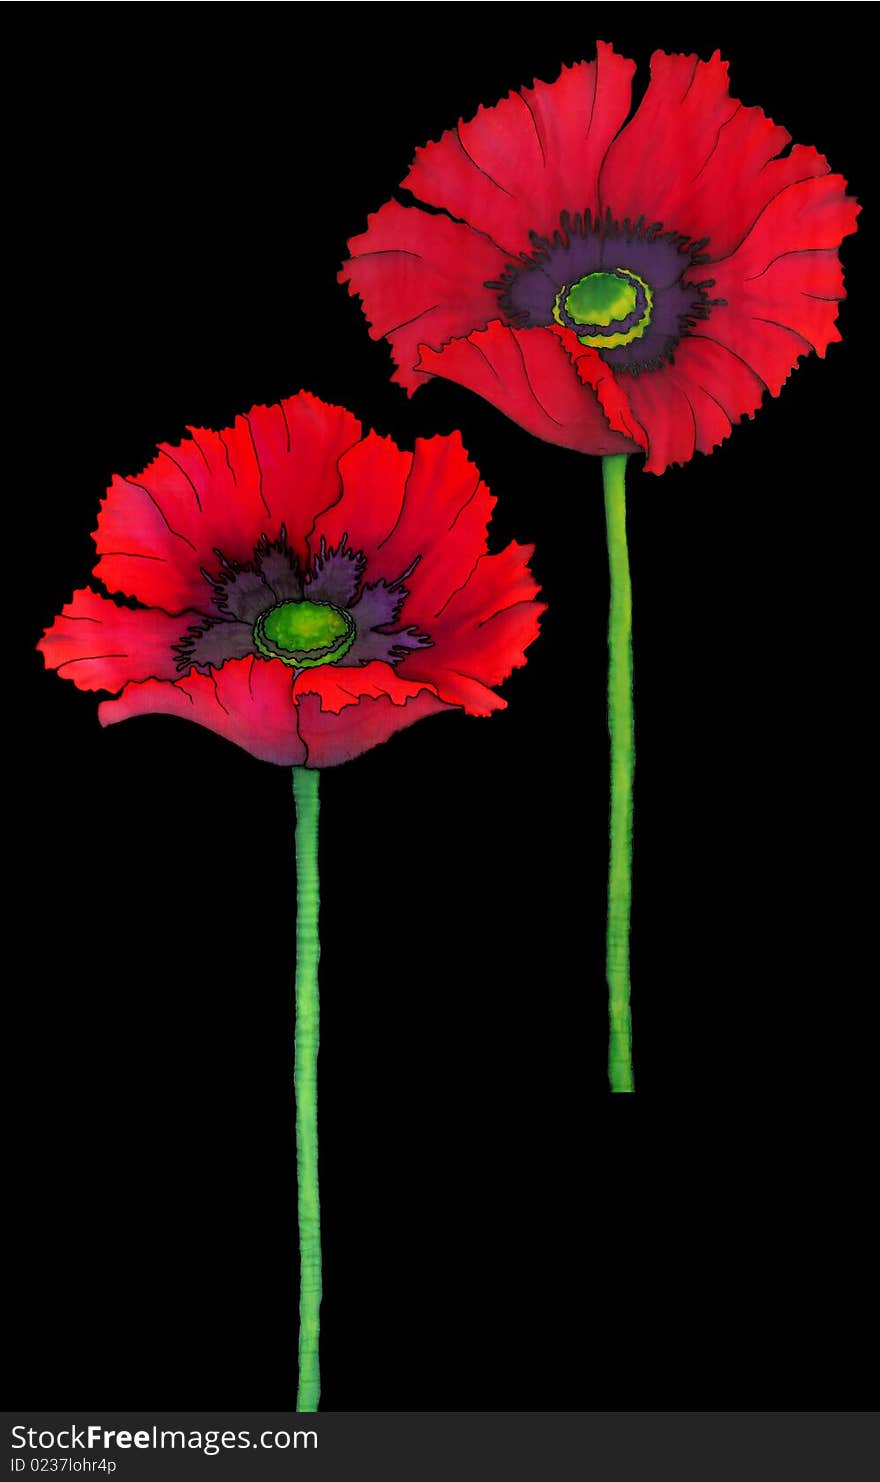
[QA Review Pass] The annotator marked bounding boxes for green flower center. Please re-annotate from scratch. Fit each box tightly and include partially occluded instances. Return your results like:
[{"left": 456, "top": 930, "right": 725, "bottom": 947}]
[
  {"left": 552, "top": 267, "right": 654, "bottom": 350},
  {"left": 253, "top": 599, "right": 356, "bottom": 669},
  {"left": 563, "top": 271, "right": 638, "bottom": 327}
]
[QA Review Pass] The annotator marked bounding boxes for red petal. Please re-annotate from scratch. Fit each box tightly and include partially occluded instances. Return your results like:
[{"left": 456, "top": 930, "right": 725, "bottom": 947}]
[
  {"left": 312, "top": 429, "right": 496, "bottom": 629},
  {"left": 295, "top": 692, "right": 452, "bottom": 769},
  {"left": 618, "top": 336, "right": 764, "bottom": 473},
  {"left": 242, "top": 395, "right": 363, "bottom": 556},
  {"left": 707, "top": 174, "right": 859, "bottom": 283},
  {"left": 713, "top": 250, "right": 847, "bottom": 360},
  {"left": 552, "top": 327, "right": 649, "bottom": 450},
  {"left": 400, "top": 541, "right": 545, "bottom": 715},
  {"left": 704, "top": 176, "right": 859, "bottom": 393},
  {"left": 310, "top": 430, "right": 412, "bottom": 573},
  {"left": 416, "top": 323, "right": 640, "bottom": 457},
  {"left": 339, "top": 199, "right": 508, "bottom": 392},
  {"left": 600, "top": 49, "right": 833, "bottom": 260},
  {"left": 403, "top": 44, "right": 635, "bottom": 254},
  {"left": 293, "top": 662, "right": 451, "bottom": 768},
  {"left": 37, "top": 587, "right": 185, "bottom": 692},
  {"left": 620, "top": 367, "right": 697, "bottom": 474},
  {"left": 394, "top": 434, "right": 496, "bottom": 634},
  {"left": 98, "top": 657, "right": 307, "bottom": 766},
  {"left": 94, "top": 392, "right": 362, "bottom": 612},
  {"left": 293, "top": 659, "right": 439, "bottom": 715}
]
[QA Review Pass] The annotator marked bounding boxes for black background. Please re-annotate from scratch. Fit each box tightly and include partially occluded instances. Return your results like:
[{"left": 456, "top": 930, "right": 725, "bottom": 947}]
[{"left": 10, "top": 3, "right": 874, "bottom": 1411}]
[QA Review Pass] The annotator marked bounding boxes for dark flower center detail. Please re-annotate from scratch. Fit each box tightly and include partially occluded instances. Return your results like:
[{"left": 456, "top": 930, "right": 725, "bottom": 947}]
[
  {"left": 488, "top": 210, "right": 723, "bottom": 372},
  {"left": 173, "top": 528, "right": 433, "bottom": 677},
  {"left": 253, "top": 599, "right": 356, "bottom": 668},
  {"left": 553, "top": 268, "right": 653, "bottom": 348}
]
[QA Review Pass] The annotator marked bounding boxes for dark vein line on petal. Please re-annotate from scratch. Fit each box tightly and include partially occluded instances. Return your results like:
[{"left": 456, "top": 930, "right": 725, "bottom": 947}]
[
  {"left": 353, "top": 247, "right": 423, "bottom": 261},
  {"left": 745, "top": 246, "right": 833, "bottom": 282},
  {"left": 188, "top": 432, "right": 212, "bottom": 471},
  {"left": 707, "top": 176, "right": 827, "bottom": 265},
  {"left": 477, "top": 598, "right": 533, "bottom": 628},
  {"left": 448, "top": 474, "right": 482, "bottom": 531},
  {"left": 377, "top": 456, "right": 414, "bottom": 549},
  {"left": 695, "top": 381, "right": 734, "bottom": 429},
  {"left": 516, "top": 91, "right": 546, "bottom": 163},
  {"left": 278, "top": 400, "right": 291, "bottom": 453},
  {"left": 294, "top": 696, "right": 310, "bottom": 768},
  {"left": 159, "top": 448, "right": 203, "bottom": 512},
  {"left": 692, "top": 105, "right": 742, "bottom": 181},
  {"left": 302, "top": 441, "right": 350, "bottom": 553},
  {"left": 209, "top": 672, "right": 229, "bottom": 714},
  {"left": 56, "top": 652, "right": 128, "bottom": 670},
  {"left": 509, "top": 330, "right": 563, "bottom": 425},
  {"left": 687, "top": 333, "right": 771, "bottom": 395},
  {"left": 585, "top": 57, "right": 599, "bottom": 140},
  {"left": 456, "top": 126, "right": 514, "bottom": 196},
  {"left": 680, "top": 56, "right": 700, "bottom": 103},
  {"left": 678, "top": 384, "right": 699, "bottom": 459},
  {"left": 385, "top": 304, "right": 440, "bottom": 337},
  {"left": 123, "top": 481, "right": 198, "bottom": 551},
  {"left": 433, "top": 554, "right": 484, "bottom": 619},
  {"left": 217, "top": 431, "right": 238, "bottom": 486},
  {"left": 468, "top": 337, "right": 500, "bottom": 378},
  {"left": 752, "top": 314, "right": 817, "bottom": 351},
  {"left": 244, "top": 415, "right": 271, "bottom": 517}
]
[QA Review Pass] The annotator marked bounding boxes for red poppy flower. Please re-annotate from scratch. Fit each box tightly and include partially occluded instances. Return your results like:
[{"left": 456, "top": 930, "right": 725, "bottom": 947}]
[
  {"left": 39, "top": 392, "right": 544, "bottom": 766},
  {"left": 340, "top": 43, "right": 859, "bottom": 473}
]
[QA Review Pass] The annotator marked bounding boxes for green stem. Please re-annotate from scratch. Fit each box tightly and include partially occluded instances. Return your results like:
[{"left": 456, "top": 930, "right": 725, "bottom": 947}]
[
  {"left": 603, "top": 454, "right": 635, "bottom": 1094},
  {"left": 292, "top": 765, "right": 322, "bottom": 1409}
]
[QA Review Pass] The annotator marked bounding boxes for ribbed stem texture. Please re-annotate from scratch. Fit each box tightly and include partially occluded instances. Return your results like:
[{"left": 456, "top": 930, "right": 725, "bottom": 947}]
[
  {"left": 292, "top": 765, "right": 322, "bottom": 1408},
  {"left": 603, "top": 455, "right": 635, "bottom": 1094}
]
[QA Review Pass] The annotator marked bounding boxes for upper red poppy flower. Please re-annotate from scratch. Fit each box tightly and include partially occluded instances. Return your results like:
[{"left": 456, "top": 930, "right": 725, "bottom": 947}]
[
  {"left": 39, "top": 392, "right": 544, "bottom": 766},
  {"left": 340, "top": 44, "right": 859, "bottom": 474}
]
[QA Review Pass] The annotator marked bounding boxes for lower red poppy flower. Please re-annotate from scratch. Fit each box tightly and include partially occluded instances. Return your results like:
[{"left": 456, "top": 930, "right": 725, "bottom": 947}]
[
  {"left": 39, "top": 391, "right": 545, "bottom": 1410},
  {"left": 340, "top": 43, "right": 859, "bottom": 472},
  {"left": 39, "top": 392, "right": 544, "bottom": 765}
]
